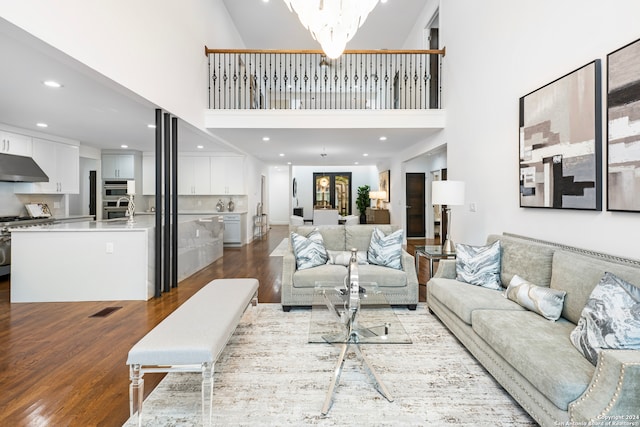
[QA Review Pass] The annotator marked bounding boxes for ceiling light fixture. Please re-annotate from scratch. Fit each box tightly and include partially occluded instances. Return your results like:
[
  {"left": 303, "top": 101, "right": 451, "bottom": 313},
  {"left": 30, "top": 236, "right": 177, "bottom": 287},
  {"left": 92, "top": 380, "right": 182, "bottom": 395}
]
[
  {"left": 262, "top": 136, "right": 270, "bottom": 142},
  {"left": 379, "top": 136, "right": 387, "bottom": 141},
  {"left": 147, "top": 124, "right": 156, "bottom": 129},
  {"left": 279, "top": 153, "right": 285, "bottom": 157},
  {"left": 121, "top": 144, "right": 128, "bottom": 149},
  {"left": 43, "top": 80, "right": 62, "bottom": 88},
  {"left": 283, "top": 0, "right": 380, "bottom": 59},
  {"left": 197, "top": 145, "right": 204, "bottom": 149},
  {"left": 36, "top": 123, "right": 48, "bottom": 128}
]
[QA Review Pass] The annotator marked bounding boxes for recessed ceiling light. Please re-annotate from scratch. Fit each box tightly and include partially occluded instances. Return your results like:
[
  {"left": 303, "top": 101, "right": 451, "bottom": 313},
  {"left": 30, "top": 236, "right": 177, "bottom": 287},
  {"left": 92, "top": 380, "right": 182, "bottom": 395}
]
[
  {"left": 287, "top": 162, "right": 292, "bottom": 165},
  {"left": 363, "top": 153, "right": 369, "bottom": 157},
  {"left": 379, "top": 136, "right": 387, "bottom": 141},
  {"left": 354, "top": 161, "right": 359, "bottom": 165},
  {"left": 36, "top": 123, "right": 48, "bottom": 128},
  {"left": 121, "top": 144, "right": 128, "bottom": 149},
  {"left": 262, "top": 136, "right": 270, "bottom": 142},
  {"left": 43, "top": 80, "right": 62, "bottom": 88},
  {"left": 279, "top": 153, "right": 285, "bottom": 157},
  {"left": 197, "top": 145, "right": 204, "bottom": 149},
  {"left": 147, "top": 124, "right": 156, "bottom": 129}
]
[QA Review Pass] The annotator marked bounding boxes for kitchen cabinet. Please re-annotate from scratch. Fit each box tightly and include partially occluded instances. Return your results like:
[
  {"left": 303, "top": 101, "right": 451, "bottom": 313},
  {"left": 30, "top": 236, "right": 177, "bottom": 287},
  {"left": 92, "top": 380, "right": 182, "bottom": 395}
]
[
  {"left": 14, "top": 138, "right": 79, "bottom": 194},
  {"left": 102, "top": 154, "right": 135, "bottom": 179},
  {"left": 0, "top": 131, "right": 32, "bottom": 157},
  {"left": 178, "top": 156, "right": 211, "bottom": 195},
  {"left": 211, "top": 156, "right": 244, "bottom": 195}
]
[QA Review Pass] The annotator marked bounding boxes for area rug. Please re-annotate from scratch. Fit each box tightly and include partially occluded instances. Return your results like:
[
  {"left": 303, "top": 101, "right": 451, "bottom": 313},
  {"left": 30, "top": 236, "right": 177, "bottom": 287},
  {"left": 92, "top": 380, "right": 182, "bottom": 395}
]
[
  {"left": 269, "top": 238, "right": 289, "bottom": 257},
  {"left": 123, "top": 304, "right": 536, "bottom": 426}
]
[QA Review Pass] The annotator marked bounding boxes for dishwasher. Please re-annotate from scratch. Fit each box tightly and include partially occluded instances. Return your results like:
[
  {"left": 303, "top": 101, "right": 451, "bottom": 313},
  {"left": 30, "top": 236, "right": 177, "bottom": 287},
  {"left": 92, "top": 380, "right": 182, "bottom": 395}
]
[{"left": 223, "top": 214, "right": 241, "bottom": 246}]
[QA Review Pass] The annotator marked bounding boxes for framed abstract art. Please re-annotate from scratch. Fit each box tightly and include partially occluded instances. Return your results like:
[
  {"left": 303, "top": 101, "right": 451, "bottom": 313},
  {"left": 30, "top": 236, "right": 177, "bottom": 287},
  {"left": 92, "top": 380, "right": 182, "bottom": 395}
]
[
  {"left": 519, "top": 60, "right": 602, "bottom": 210},
  {"left": 607, "top": 37, "right": 640, "bottom": 212}
]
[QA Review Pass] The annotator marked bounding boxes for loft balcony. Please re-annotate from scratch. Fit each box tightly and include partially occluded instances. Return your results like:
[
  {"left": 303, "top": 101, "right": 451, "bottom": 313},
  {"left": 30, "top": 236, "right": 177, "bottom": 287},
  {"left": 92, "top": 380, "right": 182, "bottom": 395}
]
[
  {"left": 204, "top": 48, "right": 446, "bottom": 131},
  {"left": 206, "top": 48, "right": 444, "bottom": 110}
]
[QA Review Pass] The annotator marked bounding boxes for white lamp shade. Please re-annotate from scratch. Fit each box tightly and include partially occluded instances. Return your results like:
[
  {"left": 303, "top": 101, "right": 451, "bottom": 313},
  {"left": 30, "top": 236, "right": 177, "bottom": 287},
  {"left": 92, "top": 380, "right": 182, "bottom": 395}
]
[
  {"left": 432, "top": 180, "right": 465, "bottom": 206},
  {"left": 127, "top": 180, "right": 136, "bottom": 195},
  {"left": 368, "top": 190, "right": 387, "bottom": 200}
]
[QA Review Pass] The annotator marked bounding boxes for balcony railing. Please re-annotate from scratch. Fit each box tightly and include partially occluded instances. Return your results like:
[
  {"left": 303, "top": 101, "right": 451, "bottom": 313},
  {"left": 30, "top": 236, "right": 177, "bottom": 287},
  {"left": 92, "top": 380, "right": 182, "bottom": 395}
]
[{"left": 205, "top": 48, "right": 445, "bottom": 110}]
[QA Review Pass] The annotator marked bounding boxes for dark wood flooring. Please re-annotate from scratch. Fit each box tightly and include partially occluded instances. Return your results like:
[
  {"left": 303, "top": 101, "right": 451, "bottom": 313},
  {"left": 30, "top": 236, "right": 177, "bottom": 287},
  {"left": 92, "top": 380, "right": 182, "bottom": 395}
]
[{"left": 0, "top": 225, "right": 433, "bottom": 426}]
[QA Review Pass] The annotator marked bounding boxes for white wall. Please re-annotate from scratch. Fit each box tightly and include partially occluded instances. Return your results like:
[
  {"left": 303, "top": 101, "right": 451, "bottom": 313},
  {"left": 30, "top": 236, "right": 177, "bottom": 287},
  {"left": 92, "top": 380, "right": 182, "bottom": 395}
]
[
  {"left": 438, "top": 0, "right": 640, "bottom": 259},
  {"left": 269, "top": 166, "right": 290, "bottom": 225},
  {"left": 0, "top": 0, "right": 245, "bottom": 132}
]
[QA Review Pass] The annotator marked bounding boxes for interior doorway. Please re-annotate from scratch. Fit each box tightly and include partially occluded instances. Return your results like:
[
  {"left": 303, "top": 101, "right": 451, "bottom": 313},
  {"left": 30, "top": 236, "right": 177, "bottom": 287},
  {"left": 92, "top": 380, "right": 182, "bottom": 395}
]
[{"left": 406, "top": 173, "right": 426, "bottom": 237}]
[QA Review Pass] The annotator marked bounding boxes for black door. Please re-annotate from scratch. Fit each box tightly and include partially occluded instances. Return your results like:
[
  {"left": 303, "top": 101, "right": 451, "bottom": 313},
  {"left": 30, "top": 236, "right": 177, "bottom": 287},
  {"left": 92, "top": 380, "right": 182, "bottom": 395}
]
[{"left": 406, "top": 173, "right": 426, "bottom": 237}]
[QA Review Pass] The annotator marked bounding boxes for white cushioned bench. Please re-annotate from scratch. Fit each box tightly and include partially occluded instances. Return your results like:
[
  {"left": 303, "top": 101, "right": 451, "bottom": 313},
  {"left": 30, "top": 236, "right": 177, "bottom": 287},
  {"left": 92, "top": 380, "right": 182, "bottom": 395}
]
[{"left": 126, "top": 278, "right": 258, "bottom": 426}]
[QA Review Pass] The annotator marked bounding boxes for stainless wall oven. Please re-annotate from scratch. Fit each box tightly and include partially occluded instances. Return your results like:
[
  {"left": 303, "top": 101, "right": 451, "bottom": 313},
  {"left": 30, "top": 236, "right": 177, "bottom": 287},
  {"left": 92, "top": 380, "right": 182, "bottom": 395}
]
[
  {"left": 103, "top": 180, "right": 130, "bottom": 219},
  {"left": 103, "top": 180, "right": 129, "bottom": 198}
]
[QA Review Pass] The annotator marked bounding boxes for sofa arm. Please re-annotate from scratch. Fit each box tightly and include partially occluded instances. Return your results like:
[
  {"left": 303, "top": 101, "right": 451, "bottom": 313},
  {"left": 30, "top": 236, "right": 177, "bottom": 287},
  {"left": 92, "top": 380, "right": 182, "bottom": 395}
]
[
  {"left": 569, "top": 350, "right": 640, "bottom": 423},
  {"left": 282, "top": 252, "right": 297, "bottom": 287},
  {"left": 432, "top": 259, "right": 457, "bottom": 279},
  {"left": 401, "top": 250, "right": 419, "bottom": 288}
]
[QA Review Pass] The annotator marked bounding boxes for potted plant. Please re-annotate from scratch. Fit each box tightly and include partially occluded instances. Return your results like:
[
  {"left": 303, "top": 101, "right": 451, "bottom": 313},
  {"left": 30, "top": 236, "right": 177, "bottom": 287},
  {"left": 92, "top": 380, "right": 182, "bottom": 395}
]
[{"left": 356, "top": 185, "right": 371, "bottom": 224}]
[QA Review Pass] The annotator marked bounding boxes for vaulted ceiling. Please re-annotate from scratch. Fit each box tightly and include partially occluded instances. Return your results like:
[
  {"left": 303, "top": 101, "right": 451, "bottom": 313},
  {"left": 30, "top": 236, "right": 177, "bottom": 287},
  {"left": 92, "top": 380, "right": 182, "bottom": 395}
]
[{"left": 0, "top": 1, "right": 436, "bottom": 166}]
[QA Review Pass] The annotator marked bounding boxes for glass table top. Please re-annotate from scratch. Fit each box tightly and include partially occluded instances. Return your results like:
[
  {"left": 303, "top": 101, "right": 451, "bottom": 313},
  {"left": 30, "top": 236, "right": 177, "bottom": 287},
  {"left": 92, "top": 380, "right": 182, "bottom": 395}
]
[{"left": 308, "top": 282, "right": 412, "bottom": 345}]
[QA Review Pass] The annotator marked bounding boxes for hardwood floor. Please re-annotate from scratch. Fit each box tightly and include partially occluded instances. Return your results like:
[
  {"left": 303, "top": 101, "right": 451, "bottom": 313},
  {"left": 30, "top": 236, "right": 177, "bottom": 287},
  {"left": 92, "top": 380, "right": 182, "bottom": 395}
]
[{"left": 0, "top": 225, "right": 433, "bottom": 426}]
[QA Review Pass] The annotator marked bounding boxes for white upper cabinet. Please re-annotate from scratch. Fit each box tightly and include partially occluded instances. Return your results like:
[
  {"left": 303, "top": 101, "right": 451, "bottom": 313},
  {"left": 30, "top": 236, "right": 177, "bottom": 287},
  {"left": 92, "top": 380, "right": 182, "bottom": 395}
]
[
  {"left": 14, "top": 138, "right": 79, "bottom": 194},
  {"left": 178, "top": 156, "right": 211, "bottom": 195},
  {"left": 210, "top": 156, "right": 244, "bottom": 195},
  {"left": 102, "top": 154, "right": 135, "bottom": 179},
  {"left": 0, "top": 131, "right": 32, "bottom": 157}
]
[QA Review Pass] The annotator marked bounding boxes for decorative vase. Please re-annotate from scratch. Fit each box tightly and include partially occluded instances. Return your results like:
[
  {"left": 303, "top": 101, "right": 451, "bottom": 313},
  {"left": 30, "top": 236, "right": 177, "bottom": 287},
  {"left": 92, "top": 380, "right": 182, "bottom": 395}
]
[
  {"left": 227, "top": 198, "right": 235, "bottom": 212},
  {"left": 216, "top": 199, "right": 225, "bottom": 212}
]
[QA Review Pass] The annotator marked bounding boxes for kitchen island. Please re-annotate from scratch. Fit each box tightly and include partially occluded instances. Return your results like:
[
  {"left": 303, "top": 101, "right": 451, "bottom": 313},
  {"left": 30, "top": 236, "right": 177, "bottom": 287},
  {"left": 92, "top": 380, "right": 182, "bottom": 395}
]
[{"left": 10, "top": 215, "right": 224, "bottom": 302}]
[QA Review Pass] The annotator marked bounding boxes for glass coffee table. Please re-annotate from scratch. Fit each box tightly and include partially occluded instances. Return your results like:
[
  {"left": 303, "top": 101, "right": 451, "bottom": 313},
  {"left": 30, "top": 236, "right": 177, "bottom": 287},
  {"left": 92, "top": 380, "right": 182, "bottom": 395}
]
[{"left": 309, "top": 281, "right": 412, "bottom": 415}]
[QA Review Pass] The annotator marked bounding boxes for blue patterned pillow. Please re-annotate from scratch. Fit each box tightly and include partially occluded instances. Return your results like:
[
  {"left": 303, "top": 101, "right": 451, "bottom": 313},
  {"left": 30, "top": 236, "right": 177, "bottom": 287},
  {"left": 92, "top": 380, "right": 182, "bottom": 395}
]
[
  {"left": 367, "top": 227, "right": 403, "bottom": 270},
  {"left": 569, "top": 272, "right": 640, "bottom": 365},
  {"left": 291, "top": 228, "right": 328, "bottom": 270},
  {"left": 455, "top": 240, "right": 502, "bottom": 290}
]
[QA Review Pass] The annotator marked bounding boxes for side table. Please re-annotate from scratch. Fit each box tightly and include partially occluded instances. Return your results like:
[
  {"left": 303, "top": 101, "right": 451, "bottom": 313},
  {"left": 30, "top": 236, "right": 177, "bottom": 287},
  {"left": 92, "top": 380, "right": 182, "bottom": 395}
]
[{"left": 415, "top": 245, "right": 456, "bottom": 284}]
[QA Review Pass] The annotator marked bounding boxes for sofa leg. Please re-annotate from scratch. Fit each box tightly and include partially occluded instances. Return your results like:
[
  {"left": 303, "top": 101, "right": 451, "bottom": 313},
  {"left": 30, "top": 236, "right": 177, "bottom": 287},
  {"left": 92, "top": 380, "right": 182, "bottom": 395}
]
[
  {"left": 428, "top": 307, "right": 434, "bottom": 315},
  {"left": 282, "top": 305, "right": 292, "bottom": 312},
  {"left": 407, "top": 304, "right": 417, "bottom": 311}
]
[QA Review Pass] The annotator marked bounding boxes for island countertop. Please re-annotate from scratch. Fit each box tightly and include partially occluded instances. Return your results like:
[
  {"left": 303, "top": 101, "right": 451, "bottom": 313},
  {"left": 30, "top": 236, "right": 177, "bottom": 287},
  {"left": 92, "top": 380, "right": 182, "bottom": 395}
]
[{"left": 10, "top": 214, "right": 223, "bottom": 232}]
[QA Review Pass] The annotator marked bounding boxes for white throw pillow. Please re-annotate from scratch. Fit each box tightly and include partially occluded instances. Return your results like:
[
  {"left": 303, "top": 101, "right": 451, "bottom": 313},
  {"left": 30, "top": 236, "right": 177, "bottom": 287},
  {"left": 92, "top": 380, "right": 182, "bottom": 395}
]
[{"left": 504, "top": 275, "right": 566, "bottom": 321}]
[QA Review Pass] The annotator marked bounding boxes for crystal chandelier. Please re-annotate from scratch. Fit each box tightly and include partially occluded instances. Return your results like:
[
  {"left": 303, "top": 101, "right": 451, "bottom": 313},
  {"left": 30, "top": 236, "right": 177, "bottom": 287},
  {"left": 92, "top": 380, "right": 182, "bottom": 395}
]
[{"left": 283, "top": 0, "right": 380, "bottom": 59}]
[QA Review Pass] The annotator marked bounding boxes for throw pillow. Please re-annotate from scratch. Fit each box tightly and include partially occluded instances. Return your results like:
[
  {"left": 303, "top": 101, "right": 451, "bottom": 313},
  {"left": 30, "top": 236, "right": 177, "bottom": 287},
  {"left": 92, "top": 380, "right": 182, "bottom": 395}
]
[
  {"left": 290, "top": 228, "right": 328, "bottom": 270},
  {"left": 504, "top": 274, "right": 566, "bottom": 321},
  {"left": 327, "top": 250, "right": 369, "bottom": 266},
  {"left": 455, "top": 240, "right": 502, "bottom": 290},
  {"left": 569, "top": 272, "right": 640, "bottom": 366},
  {"left": 367, "top": 227, "right": 403, "bottom": 270}
]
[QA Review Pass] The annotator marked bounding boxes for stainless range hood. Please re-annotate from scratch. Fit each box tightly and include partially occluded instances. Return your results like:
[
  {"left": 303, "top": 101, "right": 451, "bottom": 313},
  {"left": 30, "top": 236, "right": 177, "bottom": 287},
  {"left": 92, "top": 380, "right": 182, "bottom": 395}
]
[{"left": 0, "top": 153, "right": 49, "bottom": 182}]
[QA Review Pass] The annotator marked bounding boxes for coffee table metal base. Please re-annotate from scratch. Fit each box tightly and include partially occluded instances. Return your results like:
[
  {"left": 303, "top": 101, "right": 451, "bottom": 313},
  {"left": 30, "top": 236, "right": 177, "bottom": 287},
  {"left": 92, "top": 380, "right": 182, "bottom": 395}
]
[{"left": 322, "top": 332, "right": 394, "bottom": 415}]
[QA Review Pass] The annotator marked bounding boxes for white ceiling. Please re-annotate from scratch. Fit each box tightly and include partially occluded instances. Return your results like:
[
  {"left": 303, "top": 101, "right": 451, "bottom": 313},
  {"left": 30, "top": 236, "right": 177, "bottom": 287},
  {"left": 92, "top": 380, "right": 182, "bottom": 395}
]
[{"left": 0, "top": 1, "right": 433, "bottom": 166}]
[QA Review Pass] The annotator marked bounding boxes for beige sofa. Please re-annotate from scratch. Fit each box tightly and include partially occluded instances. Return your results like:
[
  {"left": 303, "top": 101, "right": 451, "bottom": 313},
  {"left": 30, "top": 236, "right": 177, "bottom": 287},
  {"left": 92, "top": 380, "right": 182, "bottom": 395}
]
[
  {"left": 427, "top": 233, "right": 640, "bottom": 426},
  {"left": 281, "top": 224, "right": 419, "bottom": 311}
]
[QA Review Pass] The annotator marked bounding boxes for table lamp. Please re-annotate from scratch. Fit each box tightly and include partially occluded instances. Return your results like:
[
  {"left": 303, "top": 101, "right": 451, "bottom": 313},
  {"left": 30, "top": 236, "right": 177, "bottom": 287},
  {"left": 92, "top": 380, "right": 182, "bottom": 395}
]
[
  {"left": 369, "top": 190, "right": 387, "bottom": 209},
  {"left": 431, "top": 180, "right": 465, "bottom": 253}
]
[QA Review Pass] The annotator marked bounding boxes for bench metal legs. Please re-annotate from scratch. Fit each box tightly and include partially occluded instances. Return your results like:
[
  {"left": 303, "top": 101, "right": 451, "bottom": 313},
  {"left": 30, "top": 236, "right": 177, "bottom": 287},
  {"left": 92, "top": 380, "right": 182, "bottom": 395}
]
[
  {"left": 129, "top": 364, "right": 144, "bottom": 427},
  {"left": 202, "top": 362, "right": 214, "bottom": 427},
  {"left": 129, "top": 363, "right": 214, "bottom": 426}
]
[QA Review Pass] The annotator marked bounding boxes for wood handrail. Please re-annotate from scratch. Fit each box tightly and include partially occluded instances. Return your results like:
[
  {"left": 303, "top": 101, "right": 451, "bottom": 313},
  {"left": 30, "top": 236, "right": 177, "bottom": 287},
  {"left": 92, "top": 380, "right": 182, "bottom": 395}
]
[{"left": 205, "top": 46, "right": 446, "bottom": 57}]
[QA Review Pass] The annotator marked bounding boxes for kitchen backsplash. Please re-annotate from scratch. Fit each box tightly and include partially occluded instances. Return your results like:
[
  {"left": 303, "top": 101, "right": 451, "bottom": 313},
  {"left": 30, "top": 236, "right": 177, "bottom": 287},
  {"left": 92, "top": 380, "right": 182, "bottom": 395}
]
[
  {"left": 0, "top": 182, "right": 66, "bottom": 217},
  {"left": 140, "top": 195, "right": 248, "bottom": 213}
]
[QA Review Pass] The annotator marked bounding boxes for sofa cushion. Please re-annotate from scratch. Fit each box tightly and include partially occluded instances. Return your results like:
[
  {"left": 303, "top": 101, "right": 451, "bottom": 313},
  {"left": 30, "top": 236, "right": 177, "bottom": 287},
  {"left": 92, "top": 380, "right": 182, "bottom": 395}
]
[
  {"left": 291, "top": 225, "right": 345, "bottom": 251},
  {"left": 570, "top": 272, "right": 640, "bottom": 365},
  {"left": 291, "top": 229, "right": 328, "bottom": 270},
  {"left": 345, "top": 224, "right": 397, "bottom": 251},
  {"left": 550, "top": 251, "right": 640, "bottom": 324},
  {"left": 504, "top": 274, "right": 566, "bottom": 321},
  {"left": 472, "top": 310, "right": 594, "bottom": 411},
  {"left": 428, "top": 278, "right": 524, "bottom": 325},
  {"left": 367, "top": 227, "right": 403, "bottom": 270},
  {"left": 487, "top": 234, "right": 555, "bottom": 287},
  {"left": 292, "top": 264, "right": 348, "bottom": 288},
  {"left": 455, "top": 240, "right": 502, "bottom": 290},
  {"left": 358, "top": 264, "right": 407, "bottom": 288}
]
